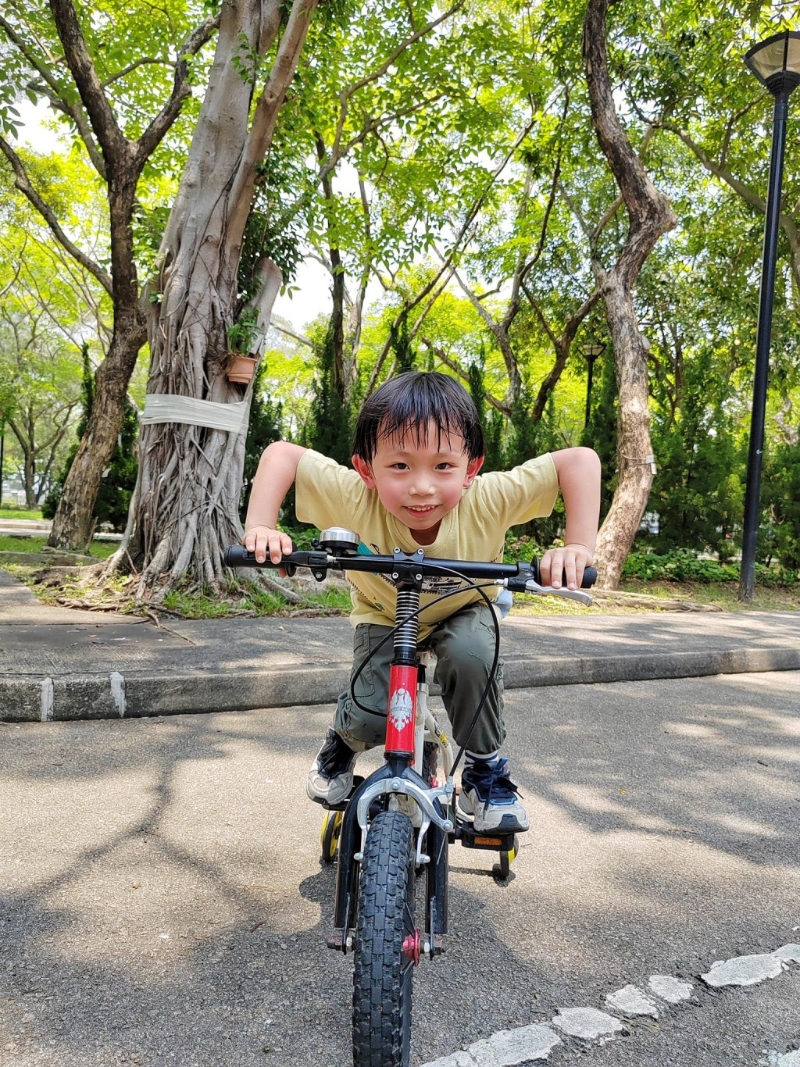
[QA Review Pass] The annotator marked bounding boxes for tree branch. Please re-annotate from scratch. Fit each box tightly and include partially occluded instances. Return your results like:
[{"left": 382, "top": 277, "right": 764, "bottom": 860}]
[
  {"left": 49, "top": 0, "right": 126, "bottom": 163},
  {"left": 365, "top": 116, "right": 535, "bottom": 399},
  {"left": 583, "top": 0, "right": 675, "bottom": 284},
  {"left": 420, "top": 338, "right": 511, "bottom": 416},
  {"left": 659, "top": 119, "right": 800, "bottom": 296},
  {"left": 273, "top": 322, "right": 313, "bottom": 348},
  {"left": 135, "top": 14, "right": 220, "bottom": 165},
  {"left": 101, "top": 56, "right": 168, "bottom": 89},
  {"left": 0, "top": 11, "right": 107, "bottom": 176},
  {"left": 529, "top": 288, "right": 601, "bottom": 422},
  {"left": 0, "top": 136, "right": 113, "bottom": 295},
  {"left": 329, "top": 0, "right": 467, "bottom": 163}
]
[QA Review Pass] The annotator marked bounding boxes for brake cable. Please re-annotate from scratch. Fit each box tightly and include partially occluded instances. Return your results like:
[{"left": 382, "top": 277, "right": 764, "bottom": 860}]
[{"left": 345, "top": 564, "right": 502, "bottom": 777}]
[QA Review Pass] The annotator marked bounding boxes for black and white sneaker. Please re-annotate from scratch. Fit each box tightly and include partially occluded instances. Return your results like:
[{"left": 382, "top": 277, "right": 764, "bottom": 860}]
[
  {"left": 306, "top": 728, "right": 359, "bottom": 805},
  {"left": 458, "top": 757, "right": 529, "bottom": 833}
]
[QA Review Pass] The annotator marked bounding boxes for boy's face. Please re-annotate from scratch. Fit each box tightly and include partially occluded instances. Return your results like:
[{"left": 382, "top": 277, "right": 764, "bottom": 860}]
[{"left": 352, "top": 420, "right": 483, "bottom": 544}]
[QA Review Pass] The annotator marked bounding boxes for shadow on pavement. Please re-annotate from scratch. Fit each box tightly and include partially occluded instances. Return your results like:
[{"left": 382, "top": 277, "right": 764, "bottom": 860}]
[{"left": 2, "top": 675, "right": 799, "bottom": 1065}]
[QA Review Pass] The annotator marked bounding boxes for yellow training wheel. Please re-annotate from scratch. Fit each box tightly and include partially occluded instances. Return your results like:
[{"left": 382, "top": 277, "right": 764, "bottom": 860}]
[
  {"left": 495, "top": 836, "right": 519, "bottom": 880},
  {"left": 320, "top": 810, "right": 343, "bottom": 864}
]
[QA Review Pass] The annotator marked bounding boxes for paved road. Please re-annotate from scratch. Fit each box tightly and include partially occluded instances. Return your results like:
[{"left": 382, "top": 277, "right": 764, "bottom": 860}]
[{"left": 1, "top": 672, "right": 798, "bottom": 1066}]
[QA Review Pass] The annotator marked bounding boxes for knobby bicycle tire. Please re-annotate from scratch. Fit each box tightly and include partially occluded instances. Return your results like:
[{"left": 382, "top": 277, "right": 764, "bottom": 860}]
[{"left": 352, "top": 810, "right": 416, "bottom": 1067}]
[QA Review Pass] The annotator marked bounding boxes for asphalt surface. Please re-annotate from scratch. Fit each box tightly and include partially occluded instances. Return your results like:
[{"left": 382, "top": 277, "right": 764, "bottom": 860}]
[
  {"left": 2, "top": 558, "right": 799, "bottom": 1065},
  {"left": 1, "top": 673, "right": 799, "bottom": 1066},
  {"left": 2, "top": 566, "right": 800, "bottom": 723}
]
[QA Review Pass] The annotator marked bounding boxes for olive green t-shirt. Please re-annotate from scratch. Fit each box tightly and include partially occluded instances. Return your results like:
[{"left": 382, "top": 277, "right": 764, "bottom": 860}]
[{"left": 295, "top": 449, "right": 559, "bottom": 638}]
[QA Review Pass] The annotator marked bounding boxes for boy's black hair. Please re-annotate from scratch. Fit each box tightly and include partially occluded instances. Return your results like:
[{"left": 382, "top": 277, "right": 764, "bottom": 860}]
[{"left": 352, "top": 371, "right": 485, "bottom": 462}]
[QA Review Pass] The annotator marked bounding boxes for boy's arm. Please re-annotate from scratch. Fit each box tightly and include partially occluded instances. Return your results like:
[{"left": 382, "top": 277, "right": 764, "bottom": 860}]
[
  {"left": 540, "top": 447, "right": 601, "bottom": 590},
  {"left": 244, "top": 441, "right": 308, "bottom": 564}
]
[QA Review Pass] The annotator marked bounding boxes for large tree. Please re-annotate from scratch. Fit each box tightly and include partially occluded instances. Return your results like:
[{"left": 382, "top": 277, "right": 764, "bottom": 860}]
[
  {"left": 0, "top": 308, "right": 82, "bottom": 505},
  {"left": 123, "top": 0, "right": 323, "bottom": 596},
  {"left": 126, "top": 0, "right": 531, "bottom": 596},
  {"left": 0, "top": 0, "right": 218, "bottom": 548},
  {"left": 0, "top": 162, "right": 106, "bottom": 505},
  {"left": 581, "top": 0, "right": 676, "bottom": 586}
]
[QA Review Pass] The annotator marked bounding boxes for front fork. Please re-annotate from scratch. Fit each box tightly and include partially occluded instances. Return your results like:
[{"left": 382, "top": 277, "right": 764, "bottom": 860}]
[
  {"left": 330, "top": 723, "right": 452, "bottom": 952},
  {"left": 331, "top": 577, "right": 452, "bottom": 953}
]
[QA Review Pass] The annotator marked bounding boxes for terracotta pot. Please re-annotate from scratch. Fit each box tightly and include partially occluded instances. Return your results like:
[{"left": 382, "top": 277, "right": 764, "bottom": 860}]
[{"left": 226, "top": 354, "right": 257, "bottom": 384}]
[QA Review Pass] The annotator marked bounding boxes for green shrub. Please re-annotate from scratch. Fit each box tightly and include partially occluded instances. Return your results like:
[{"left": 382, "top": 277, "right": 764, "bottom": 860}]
[
  {"left": 503, "top": 531, "right": 544, "bottom": 563},
  {"left": 622, "top": 549, "right": 798, "bottom": 587},
  {"left": 764, "top": 440, "right": 800, "bottom": 570}
]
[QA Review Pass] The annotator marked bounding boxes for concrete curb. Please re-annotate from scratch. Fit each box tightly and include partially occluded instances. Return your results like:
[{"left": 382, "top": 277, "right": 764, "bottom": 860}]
[{"left": 4, "top": 646, "right": 799, "bottom": 723}]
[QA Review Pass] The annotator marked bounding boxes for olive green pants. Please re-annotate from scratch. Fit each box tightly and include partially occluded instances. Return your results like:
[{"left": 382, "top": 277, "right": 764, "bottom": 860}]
[{"left": 333, "top": 603, "right": 505, "bottom": 756}]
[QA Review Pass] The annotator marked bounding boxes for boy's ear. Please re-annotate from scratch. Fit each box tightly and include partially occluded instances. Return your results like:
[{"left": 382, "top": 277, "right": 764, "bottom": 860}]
[
  {"left": 352, "top": 455, "right": 377, "bottom": 489},
  {"left": 463, "top": 456, "right": 484, "bottom": 487}
]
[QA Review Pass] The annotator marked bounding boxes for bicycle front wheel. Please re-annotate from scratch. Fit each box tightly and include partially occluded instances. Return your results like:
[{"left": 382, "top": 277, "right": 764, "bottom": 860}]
[{"left": 352, "top": 810, "right": 417, "bottom": 1067}]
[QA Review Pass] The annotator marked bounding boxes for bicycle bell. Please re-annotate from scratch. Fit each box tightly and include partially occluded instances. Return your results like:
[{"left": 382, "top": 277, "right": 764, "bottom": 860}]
[{"left": 318, "top": 527, "right": 360, "bottom": 555}]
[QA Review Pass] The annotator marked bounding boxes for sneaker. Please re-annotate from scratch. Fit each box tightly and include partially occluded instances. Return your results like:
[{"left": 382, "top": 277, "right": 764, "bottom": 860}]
[
  {"left": 458, "top": 757, "right": 529, "bottom": 833},
  {"left": 306, "top": 728, "right": 359, "bottom": 805}
]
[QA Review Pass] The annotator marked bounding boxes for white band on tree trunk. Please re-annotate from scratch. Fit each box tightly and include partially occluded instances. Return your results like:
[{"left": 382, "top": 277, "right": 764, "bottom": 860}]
[{"left": 141, "top": 394, "right": 249, "bottom": 435}]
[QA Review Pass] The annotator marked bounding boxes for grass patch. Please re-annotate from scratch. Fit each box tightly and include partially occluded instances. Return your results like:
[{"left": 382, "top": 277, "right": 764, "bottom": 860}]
[
  {"left": 5, "top": 528, "right": 797, "bottom": 619},
  {"left": 0, "top": 507, "right": 43, "bottom": 521},
  {"left": 619, "top": 579, "right": 799, "bottom": 612},
  {"left": 0, "top": 534, "right": 117, "bottom": 559},
  {"left": 6, "top": 556, "right": 353, "bottom": 620},
  {"left": 0, "top": 535, "right": 52, "bottom": 554},
  {"left": 161, "top": 580, "right": 352, "bottom": 619},
  {"left": 503, "top": 540, "right": 799, "bottom": 615},
  {"left": 510, "top": 579, "right": 800, "bottom": 616}
]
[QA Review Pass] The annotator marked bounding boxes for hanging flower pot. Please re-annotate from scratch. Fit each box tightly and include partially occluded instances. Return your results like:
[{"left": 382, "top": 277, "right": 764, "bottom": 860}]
[{"left": 226, "top": 354, "right": 257, "bottom": 384}]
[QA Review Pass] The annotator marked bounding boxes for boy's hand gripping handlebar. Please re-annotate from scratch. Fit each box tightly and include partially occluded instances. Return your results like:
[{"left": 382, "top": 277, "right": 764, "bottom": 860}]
[{"left": 224, "top": 528, "right": 597, "bottom": 604}]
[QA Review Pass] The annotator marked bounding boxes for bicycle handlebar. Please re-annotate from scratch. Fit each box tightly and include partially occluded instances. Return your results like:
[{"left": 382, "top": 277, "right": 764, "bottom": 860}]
[{"left": 223, "top": 543, "right": 597, "bottom": 593}]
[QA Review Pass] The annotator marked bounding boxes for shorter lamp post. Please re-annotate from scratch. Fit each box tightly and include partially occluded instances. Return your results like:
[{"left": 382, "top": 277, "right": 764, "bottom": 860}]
[
  {"left": 739, "top": 30, "right": 800, "bottom": 602},
  {"left": 581, "top": 344, "right": 604, "bottom": 430}
]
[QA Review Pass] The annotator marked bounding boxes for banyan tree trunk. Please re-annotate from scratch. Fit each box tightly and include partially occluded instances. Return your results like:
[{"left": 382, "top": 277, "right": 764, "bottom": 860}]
[{"left": 111, "top": 0, "right": 318, "bottom": 599}]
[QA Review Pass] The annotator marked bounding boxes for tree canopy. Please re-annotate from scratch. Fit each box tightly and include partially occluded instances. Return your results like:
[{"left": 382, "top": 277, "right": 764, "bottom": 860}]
[{"left": 2, "top": 0, "right": 799, "bottom": 587}]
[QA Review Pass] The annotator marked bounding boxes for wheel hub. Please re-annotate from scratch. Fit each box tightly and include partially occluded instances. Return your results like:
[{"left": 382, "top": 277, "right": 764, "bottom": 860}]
[{"left": 402, "top": 930, "right": 421, "bottom": 966}]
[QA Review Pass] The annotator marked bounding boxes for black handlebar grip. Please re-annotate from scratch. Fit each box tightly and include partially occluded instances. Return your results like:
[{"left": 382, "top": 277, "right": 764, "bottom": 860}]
[
  {"left": 224, "top": 545, "right": 257, "bottom": 567},
  {"left": 530, "top": 558, "right": 598, "bottom": 588},
  {"left": 581, "top": 567, "right": 597, "bottom": 588},
  {"left": 223, "top": 545, "right": 297, "bottom": 576}
]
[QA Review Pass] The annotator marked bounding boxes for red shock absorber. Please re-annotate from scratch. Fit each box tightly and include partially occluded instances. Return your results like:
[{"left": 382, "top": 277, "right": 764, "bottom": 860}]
[{"left": 384, "top": 663, "right": 418, "bottom": 757}]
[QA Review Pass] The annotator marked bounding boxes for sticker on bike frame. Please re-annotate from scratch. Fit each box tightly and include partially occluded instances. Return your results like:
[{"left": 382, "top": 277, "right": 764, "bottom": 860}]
[{"left": 389, "top": 687, "right": 414, "bottom": 731}]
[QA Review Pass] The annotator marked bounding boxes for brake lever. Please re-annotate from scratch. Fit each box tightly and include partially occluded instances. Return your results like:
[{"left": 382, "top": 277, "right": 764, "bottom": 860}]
[{"left": 523, "top": 578, "right": 593, "bottom": 607}]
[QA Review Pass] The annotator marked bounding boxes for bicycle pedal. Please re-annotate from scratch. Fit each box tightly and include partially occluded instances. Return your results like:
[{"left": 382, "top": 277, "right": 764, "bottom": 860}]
[{"left": 457, "top": 822, "right": 518, "bottom": 853}]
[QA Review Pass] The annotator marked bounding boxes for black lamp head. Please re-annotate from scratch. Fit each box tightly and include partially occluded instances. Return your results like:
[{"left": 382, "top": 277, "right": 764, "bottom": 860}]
[{"left": 744, "top": 30, "right": 800, "bottom": 96}]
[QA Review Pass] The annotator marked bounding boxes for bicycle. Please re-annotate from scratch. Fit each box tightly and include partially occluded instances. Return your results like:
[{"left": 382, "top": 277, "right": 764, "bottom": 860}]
[{"left": 224, "top": 528, "right": 596, "bottom": 1067}]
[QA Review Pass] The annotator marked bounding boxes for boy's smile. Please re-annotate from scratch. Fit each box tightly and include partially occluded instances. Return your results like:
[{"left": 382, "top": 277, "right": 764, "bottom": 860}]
[{"left": 352, "top": 421, "right": 483, "bottom": 545}]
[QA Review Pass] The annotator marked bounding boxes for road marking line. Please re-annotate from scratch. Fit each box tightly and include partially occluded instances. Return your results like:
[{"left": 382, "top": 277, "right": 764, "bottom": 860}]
[
  {"left": 420, "top": 941, "right": 799, "bottom": 1067},
  {"left": 764, "top": 1051, "right": 800, "bottom": 1066},
  {"left": 551, "top": 1008, "right": 625, "bottom": 1041},
  {"left": 422, "top": 1024, "right": 561, "bottom": 1066},
  {"left": 40, "top": 678, "right": 53, "bottom": 722},
  {"left": 110, "top": 672, "right": 126, "bottom": 717},
  {"left": 702, "top": 953, "right": 784, "bottom": 987},
  {"left": 604, "top": 985, "right": 659, "bottom": 1018},
  {"left": 647, "top": 975, "right": 694, "bottom": 1003}
]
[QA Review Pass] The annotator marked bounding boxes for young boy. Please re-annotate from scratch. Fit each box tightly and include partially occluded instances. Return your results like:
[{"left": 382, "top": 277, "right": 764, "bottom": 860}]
[{"left": 244, "top": 371, "right": 600, "bottom": 834}]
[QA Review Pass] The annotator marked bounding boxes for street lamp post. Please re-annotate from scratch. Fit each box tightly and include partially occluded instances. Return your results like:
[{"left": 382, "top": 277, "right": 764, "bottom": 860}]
[{"left": 739, "top": 30, "right": 800, "bottom": 602}]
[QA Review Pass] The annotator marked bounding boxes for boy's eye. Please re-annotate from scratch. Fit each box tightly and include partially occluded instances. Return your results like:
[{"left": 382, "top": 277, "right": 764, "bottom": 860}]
[
  {"left": 392, "top": 462, "right": 409, "bottom": 470},
  {"left": 436, "top": 462, "right": 454, "bottom": 470}
]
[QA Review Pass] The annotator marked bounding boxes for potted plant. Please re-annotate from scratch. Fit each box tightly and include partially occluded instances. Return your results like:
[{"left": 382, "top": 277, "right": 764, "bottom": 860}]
[{"left": 226, "top": 309, "right": 261, "bottom": 384}]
